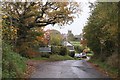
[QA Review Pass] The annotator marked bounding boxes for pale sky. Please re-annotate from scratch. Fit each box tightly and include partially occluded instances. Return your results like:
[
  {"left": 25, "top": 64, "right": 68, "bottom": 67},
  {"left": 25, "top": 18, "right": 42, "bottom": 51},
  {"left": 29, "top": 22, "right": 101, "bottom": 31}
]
[{"left": 44, "top": 1, "right": 96, "bottom": 35}]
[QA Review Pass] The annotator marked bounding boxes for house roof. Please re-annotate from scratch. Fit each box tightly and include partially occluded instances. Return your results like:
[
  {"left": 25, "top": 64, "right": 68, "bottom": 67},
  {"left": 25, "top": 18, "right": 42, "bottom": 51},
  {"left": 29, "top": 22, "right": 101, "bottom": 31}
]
[{"left": 63, "top": 41, "right": 73, "bottom": 46}]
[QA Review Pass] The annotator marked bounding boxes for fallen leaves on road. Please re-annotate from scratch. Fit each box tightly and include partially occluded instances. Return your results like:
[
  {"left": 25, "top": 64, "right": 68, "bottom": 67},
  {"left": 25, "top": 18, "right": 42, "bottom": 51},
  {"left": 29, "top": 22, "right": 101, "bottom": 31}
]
[{"left": 23, "top": 60, "right": 48, "bottom": 78}]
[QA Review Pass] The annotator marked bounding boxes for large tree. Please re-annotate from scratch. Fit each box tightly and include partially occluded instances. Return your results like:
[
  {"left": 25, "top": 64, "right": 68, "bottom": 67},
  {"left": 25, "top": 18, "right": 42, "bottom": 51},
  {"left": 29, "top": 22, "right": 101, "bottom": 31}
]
[
  {"left": 2, "top": 1, "right": 81, "bottom": 50},
  {"left": 49, "top": 29, "right": 62, "bottom": 46},
  {"left": 83, "top": 2, "right": 118, "bottom": 60}
]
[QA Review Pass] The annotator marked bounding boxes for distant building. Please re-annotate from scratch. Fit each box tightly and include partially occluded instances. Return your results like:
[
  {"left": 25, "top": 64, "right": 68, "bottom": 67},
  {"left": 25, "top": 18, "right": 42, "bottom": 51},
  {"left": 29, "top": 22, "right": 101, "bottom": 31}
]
[
  {"left": 61, "top": 33, "right": 67, "bottom": 41},
  {"left": 63, "top": 41, "right": 75, "bottom": 52},
  {"left": 74, "top": 33, "right": 84, "bottom": 41},
  {"left": 67, "top": 30, "right": 74, "bottom": 41},
  {"left": 68, "top": 30, "right": 72, "bottom": 35},
  {"left": 74, "top": 35, "right": 81, "bottom": 41}
]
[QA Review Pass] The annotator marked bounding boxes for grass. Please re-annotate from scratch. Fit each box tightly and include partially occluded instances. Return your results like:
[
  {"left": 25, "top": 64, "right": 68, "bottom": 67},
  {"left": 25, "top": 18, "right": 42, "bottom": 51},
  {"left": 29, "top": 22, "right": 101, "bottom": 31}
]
[
  {"left": 86, "top": 53, "right": 94, "bottom": 57},
  {"left": 0, "top": 60, "right": 1, "bottom": 78},
  {"left": 2, "top": 42, "right": 27, "bottom": 78},
  {"left": 70, "top": 41, "right": 81, "bottom": 46},
  {"left": 88, "top": 59, "right": 118, "bottom": 78},
  {"left": 74, "top": 57, "right": 82, "bottom": 60},
  {"left": 32, "top": 54, "right": 74, "bottom": 61},
  {"left": 32, "top": 57, "right": 49, "bottom": 60},
  {"left": 49, "top": 54, "right": 74, "bottom": 61}
]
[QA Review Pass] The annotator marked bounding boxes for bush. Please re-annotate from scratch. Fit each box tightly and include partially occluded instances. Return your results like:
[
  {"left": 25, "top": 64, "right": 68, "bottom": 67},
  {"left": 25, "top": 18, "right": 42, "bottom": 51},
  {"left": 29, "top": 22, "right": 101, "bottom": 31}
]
[
  {"left": 107, "top": 53, "right": 119, "bottom": 68},
  {"left": 51, "top": 46, "right": 61, "bottom": 54},
  {"left": 40, "top": 53, "right": 50, "bottom": 58},
  {"left": 51, "top": 46, "right": 68, "bottom": 56},
  {"left": 74, "top": 46, "right": 82, "bottom": 53},
  {"left": 59, "top": 46, "right": 68, "bottom": 56},
  {"left": 49, "top": 54, "right": 74, "bottom": 61},
  {"left": 25, "top": 49, "right": 40, "bottom": 58},
  {"left": 69, "top": 51, "right": 75, "bottom": 57},
  {"left": 2, "top": 42, "right": 27, "bottom": 78}
]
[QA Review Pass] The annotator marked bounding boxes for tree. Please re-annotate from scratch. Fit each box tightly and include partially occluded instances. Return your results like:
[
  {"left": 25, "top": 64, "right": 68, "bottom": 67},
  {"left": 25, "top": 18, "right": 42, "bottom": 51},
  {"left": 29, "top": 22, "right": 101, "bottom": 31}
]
[
  {"left": 49, "top": 29, "right": 62, "bottom": 46},
  {"left": 83, "top": 2, "right": 118, "bottom": 60},
  {"left": 80, "top": 39, "right": 87, "bottom": 48},
  {"left": 2, "top": 1, "right": 81, "bottom": 53}
]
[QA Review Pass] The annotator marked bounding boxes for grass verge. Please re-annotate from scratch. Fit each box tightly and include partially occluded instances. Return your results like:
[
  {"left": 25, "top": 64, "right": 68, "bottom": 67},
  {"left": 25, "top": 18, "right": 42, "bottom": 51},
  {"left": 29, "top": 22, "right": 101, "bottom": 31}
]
[
  {"left": 2, "top": 42, "right": 27, "bottom": 78},
  {"left": 70, "top": 41, "right": 81, "bottom": 46},
  {"left": 86, "top": 53, "right": 94, "bottom": 57},
  {"left": 88, "top": 59, "right": 118, "bottom": 78},
  {"left": 49, "top": 54, "right": 74, "bottom": 61},
  {"left": 32, "top": 54, "right": 74, "bottom": 61}
]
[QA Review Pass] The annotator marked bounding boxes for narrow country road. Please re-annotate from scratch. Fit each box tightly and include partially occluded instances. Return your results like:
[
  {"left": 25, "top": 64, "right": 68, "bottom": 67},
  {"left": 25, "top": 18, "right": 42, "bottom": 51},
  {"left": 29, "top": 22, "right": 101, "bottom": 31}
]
[{"left": 30, "top": 60, "right": 108, "bottom": 78}]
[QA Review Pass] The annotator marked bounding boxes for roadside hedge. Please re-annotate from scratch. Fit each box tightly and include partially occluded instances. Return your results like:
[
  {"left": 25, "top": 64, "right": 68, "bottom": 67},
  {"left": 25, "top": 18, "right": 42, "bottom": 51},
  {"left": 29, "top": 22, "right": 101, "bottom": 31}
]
[
  {"left": 51, "top": 46, "right": 69, "bottom": 56},
  {"left": 2, "top": 42, "right": 27, "bottom": 78},
  {"left": 68, "top": 51, "right": 75, "bottom": 57}
]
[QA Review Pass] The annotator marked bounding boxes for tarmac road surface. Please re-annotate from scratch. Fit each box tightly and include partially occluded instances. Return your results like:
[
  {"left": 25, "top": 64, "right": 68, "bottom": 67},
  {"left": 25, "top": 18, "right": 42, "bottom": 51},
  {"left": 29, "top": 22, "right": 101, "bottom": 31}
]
[{"left": 30, "top": 60, "right": 109, "bottom": 79}]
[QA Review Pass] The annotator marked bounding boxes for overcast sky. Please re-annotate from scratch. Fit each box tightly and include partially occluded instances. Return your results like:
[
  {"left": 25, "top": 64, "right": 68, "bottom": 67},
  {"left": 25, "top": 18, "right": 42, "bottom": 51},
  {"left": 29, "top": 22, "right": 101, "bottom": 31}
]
[{"left": 44, "top": 1, "right": 96, "bottom": 35}]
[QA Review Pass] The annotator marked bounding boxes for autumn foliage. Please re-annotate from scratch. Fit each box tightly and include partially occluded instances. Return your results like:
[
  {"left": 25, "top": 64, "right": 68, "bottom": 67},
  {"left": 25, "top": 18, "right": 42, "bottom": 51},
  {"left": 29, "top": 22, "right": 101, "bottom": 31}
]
[
  {"left": 25, "top": 49, "right": 40, "bottom": 58},
  {"left": 80, "top": 39, "right": 87, "bottom": 47}
]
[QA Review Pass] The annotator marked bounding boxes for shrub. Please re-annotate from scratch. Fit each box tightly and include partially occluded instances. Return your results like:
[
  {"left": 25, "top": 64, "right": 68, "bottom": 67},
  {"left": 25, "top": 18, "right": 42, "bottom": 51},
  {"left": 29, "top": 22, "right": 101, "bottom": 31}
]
[
  {"left": 107, "top": 53, "right": 119, "bottom": 68},
  {"left": 74, "top": 46, "right": 82, "bottom": 53},
  {"left": 49, "top": 54, "right": 74, "bottom": 61},
  {"left": 2, "top": 42, "right": 27, "bottom": 78},
  {"left": 25, "top": 49, "right": 40, "bottom": 58},
  {"left": 51, "top": 46, "right": 69, "bottom": 56},
  {"left": 59, "top": 46, "right": 68, "bottom": 56},
  {"left": 51, "top": 46, "right": 61, "bottom": 54},
  {"left": 69, "top": 51, "right": 75, "bottom": 57},
  {"left": 40, "top": 53, "right": 50, "bottom": 58}
]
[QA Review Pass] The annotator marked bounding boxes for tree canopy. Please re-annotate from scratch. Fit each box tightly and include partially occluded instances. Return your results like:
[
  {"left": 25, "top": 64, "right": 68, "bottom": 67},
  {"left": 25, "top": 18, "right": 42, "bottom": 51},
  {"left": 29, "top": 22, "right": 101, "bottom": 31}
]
[
  {"left": 2, "top": 1, "right": 81, "bottom": 54},
  {"left": 2, "top": 2, "right": 80, "bottom": 27},
  {"left": 83, "top": 2, "right": 119, "bottom": 61}
]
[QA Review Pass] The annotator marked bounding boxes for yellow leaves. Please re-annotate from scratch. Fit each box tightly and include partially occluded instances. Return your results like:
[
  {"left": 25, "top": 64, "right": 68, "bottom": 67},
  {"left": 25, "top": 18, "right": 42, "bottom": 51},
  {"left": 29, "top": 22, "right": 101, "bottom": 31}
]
[
  {"left": 46, "top": 2, "right": 79, "bottom": 25},
  {"left": 10, "top": 26, "right": 17, "bottom": 34},
  {"left": 108, "top": 25, "right": 117, "bottom": 37},
  {"left": 49, "top": 0, "right": 68, "bottom": 2},
  {"left": 57, "top": 2, "right": 68, "bottom": 8},
  {"left": 32, "top": 27, "right": 43, "bottom": 32},
  {"left": 10, "top": 26, "right": 14, "bottom": 28},
  {"left": 36, "top": 35, "right": 48, "bottom": 45},
  {"left": 25, "top": 48, "right": 39, "bottom": 58},
  {"left": 102, "top": 22, "right": 117, "bottom": 38},
  {"left": 80, "top": 39, "right": 87, "bottom": 47},
  {"left": 2, "top": 15, "right": 8, "bottom": 19},
  {"left": 36, "top": 36, "right": 43, "bottom": 41},
  {"left": 24, "top": 16, "right": 36, "bottom": 25},
  {"left": 98, "top": 12, "right": 106, "bottom": 19},
  {"left": 48, "top": 2, "right": 70, "bottom": 16},
  {"left": 3, "top": 26, "right": 18, "bottom": 40},
  {"left": 14, "top": 29, "right": 17, "bottom": 33},
  {"left": 0, "top": 26, "right": 2, "bottom": 29}
]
